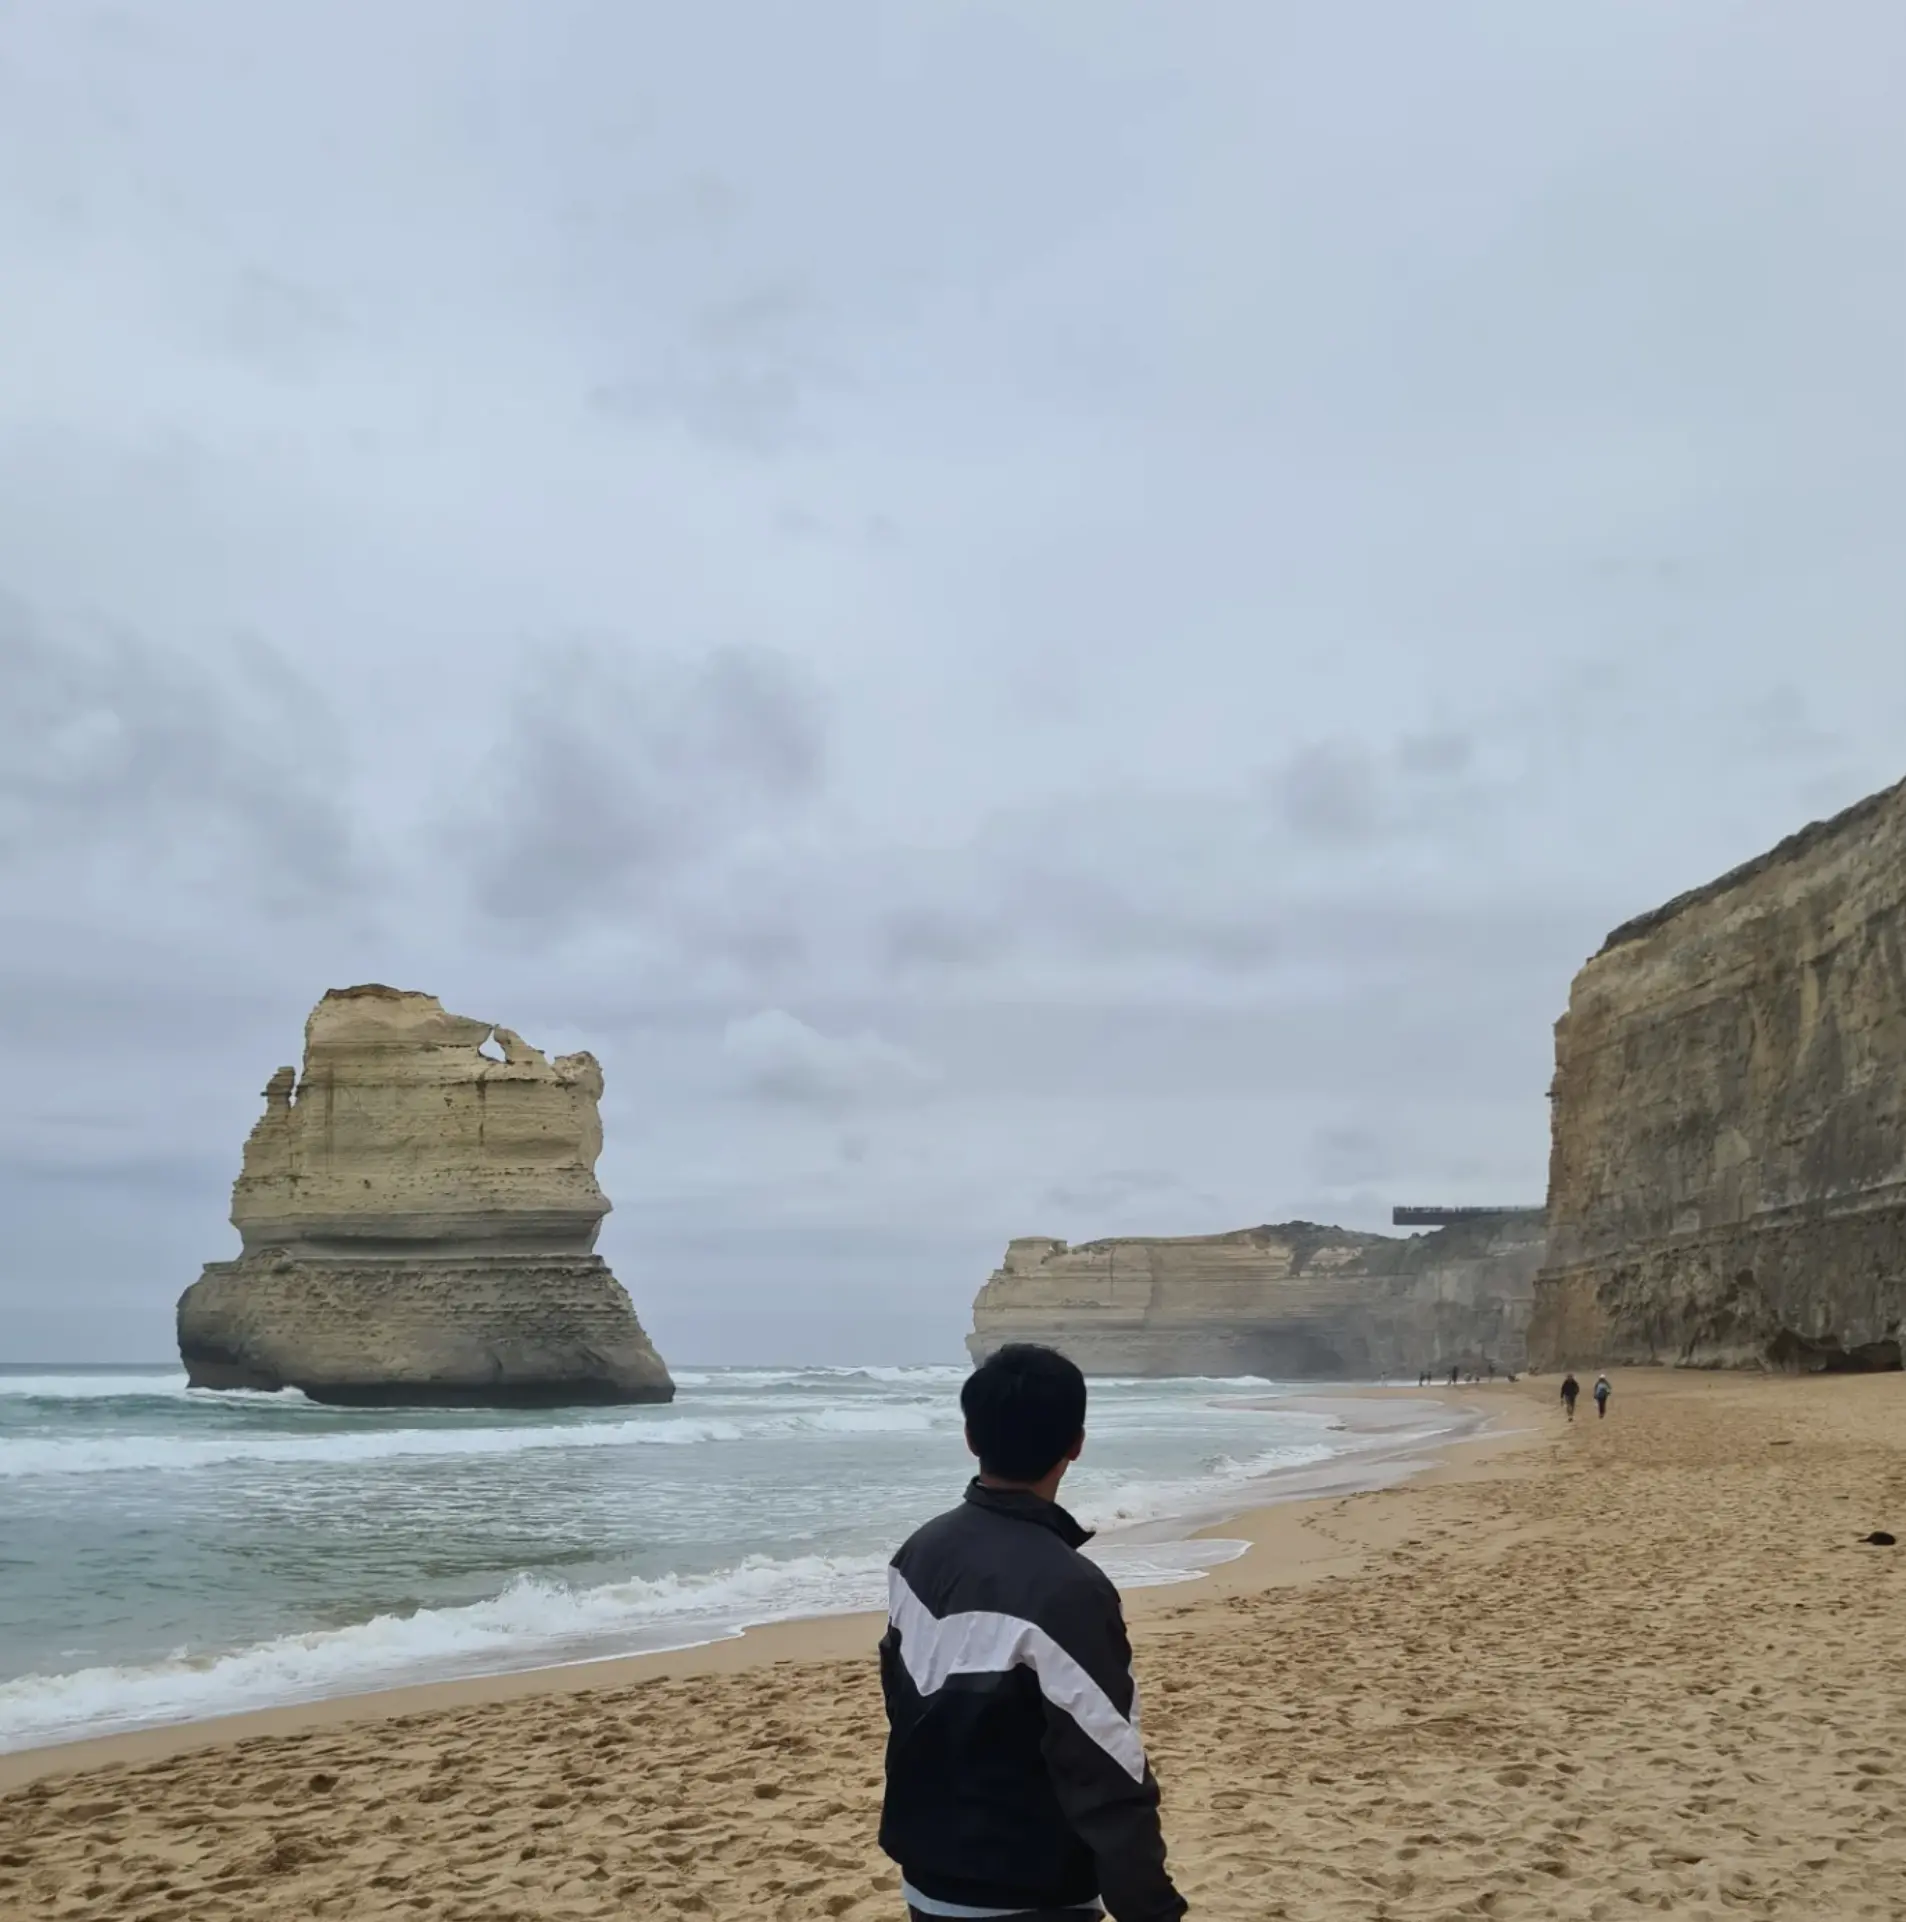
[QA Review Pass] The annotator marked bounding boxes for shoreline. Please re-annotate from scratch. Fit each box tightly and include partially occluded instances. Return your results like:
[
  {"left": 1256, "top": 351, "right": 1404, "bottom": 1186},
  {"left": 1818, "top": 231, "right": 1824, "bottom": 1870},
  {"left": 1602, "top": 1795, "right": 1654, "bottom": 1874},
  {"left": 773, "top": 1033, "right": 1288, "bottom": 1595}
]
[
  {"left": 11, "top": 1372, "right": 1896, "bottom": 1918},
  {"left": 0, "top": 1383, "right": 1515, "bottom": 1789}
]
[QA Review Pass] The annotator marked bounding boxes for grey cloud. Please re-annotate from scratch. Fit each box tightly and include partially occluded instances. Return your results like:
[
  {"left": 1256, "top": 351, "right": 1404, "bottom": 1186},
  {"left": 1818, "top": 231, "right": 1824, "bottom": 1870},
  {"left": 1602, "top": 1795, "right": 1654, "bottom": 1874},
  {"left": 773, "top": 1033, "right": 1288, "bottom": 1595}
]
[
  {"left": 775, "top": 504, "right": 826, "bottom": 540},
  {"left": 697, "top": 282, "right": 809, "bottom": 347},
  {"left": 1273, "top": 1189, "right": 1393, "bottom": 1232},
  {"left": 222, "top": 266, "right": 346, "bottom": 378},
  {"left": 676, "top": 911, "right": 812, "bottom": 982},
  {"left": 1306, "top": 1125, "right": 1395, "bottom": 1191},
  {"left": 1034, "top": 1168, "right": 1196, "bottom": 1220},
  {"left": 1005, "top": 866, "right": 1281, "bottom": 975},
  {"left": 5, "top": 4, "right": 1906, "bottom": 1363},
  {"left": 1274, "top": 741, "right": 1384, "bottom": 846},
  {"left": 771, "top": 506, "right": 902, "bottom": 550},
  {"left": 1741, "top": 685, "right": 1842, "bottom": 763},
  {"left": 1186, "top": 921, "right": 1282, "bottom": 971},
  {"left": 587, "top": 281, "right": 841, "bottom": 455},
  {"left": 874, "top": 806, "right": 1287, "bottom": 983},
  {"left": 873, "top": 989, "right": 1561, "bottom": 1107},
  {"left": 865, "top": 745, "right": 1596, "bottom": 992},
  {"left": 1272, "top": 732, "right": 1490, "bottom": 845},
  {"left": 878, "top": 892, "right": 1282, "bottom": 981},
  {"left": 1396, "top": 729, "right": 1475, "bottom": 779},
  {"left": 880, "top": 906, "right": 1006, "bottom": 975},
  {"left": 457, "top": 641, "right": 824, "bottom": 929},
  {"left": 0, "top": 592, "right": 356, "bottom": 910},
  {"left": 589, "top": 368, "right": 813, "bottom": 455},
  {"left": 1794, "top": 770, "right": 1870, "bottom": 813},
  {"left": 682, "top": 173, "right": 742, "bottom": 228},
  {"left": 9, "top": 1148, "right": 231, "bottom": 1192},
  {"left": 721, "top": 1009, "right": 937, "bottom": 1108},
  {"left": 0, "top": 953, "right": 289, "bottom": 1053}
]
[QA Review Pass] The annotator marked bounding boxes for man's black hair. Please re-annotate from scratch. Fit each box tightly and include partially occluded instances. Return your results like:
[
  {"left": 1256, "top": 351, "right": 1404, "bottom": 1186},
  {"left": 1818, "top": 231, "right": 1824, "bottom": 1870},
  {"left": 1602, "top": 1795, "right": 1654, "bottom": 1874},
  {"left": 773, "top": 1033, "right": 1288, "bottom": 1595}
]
[{"left": 961, "top": 1344, "right": 1088, "bottom": 1483}]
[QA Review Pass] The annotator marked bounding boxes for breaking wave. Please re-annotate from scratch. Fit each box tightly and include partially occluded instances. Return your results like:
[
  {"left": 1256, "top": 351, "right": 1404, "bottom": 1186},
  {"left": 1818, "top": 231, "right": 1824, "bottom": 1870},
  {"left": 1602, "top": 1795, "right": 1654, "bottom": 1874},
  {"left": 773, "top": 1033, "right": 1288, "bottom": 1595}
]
[
  {"left": 0, "top": 1536, "right": 1247, "bottom": 1754},
  {"left": 0, "top": 1373, "right": 308, "bottom": 1403},
  {"left": 0, "top": 1416, "right": 750, "bottom": 1479},
  {"left": 2, "top": 1363, "right": 1472, "bottom": 1754},
  {"left": 0, "top": 1401, "right": 958, "bottom": 1480},
  {"left": 0, "top": 1556, "right": 887, "bottom": 1751}
]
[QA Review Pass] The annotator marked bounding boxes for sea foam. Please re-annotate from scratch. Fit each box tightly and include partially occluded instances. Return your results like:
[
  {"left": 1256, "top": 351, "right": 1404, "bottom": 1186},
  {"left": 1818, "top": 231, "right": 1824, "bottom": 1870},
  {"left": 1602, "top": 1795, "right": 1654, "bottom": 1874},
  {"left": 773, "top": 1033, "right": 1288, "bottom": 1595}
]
[
  {"left": 0, "top": 1537, "right": 1247, "bottom": 1754},
  {"left": 0, "top": 1402, "right": 960, "bottom": 1479},
  {"left": 2, "top": 1365, "right": 1440, "bottom": 1754},
  {"left": 0, "top": 1554, "right": 884, "bottom": 1751},
  {"left": 0, "top": 1415, "right": 750, "bottom": 1479}
]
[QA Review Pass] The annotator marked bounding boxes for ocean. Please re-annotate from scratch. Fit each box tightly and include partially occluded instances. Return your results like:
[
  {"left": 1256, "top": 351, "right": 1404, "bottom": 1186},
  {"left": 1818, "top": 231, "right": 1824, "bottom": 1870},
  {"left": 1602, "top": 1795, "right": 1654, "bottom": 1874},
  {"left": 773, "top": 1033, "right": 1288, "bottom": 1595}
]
[{"left": 0, "top": 1363, "right": 1457, "bottom": 1755}]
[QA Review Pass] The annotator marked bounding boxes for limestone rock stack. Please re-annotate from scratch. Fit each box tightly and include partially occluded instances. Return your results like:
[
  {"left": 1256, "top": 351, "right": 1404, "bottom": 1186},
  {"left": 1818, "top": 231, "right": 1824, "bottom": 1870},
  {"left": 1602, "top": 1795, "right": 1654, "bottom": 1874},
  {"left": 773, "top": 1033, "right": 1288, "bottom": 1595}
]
[
  {"left": 968, "top": 1214, "right": 1544, "bottom": 1377},
  {"left": 1529, "top": 779, "right": 1906, "bottom": 1371},
  {"left": 177, "top": 986, "right": 675, "bottom": 1405}
]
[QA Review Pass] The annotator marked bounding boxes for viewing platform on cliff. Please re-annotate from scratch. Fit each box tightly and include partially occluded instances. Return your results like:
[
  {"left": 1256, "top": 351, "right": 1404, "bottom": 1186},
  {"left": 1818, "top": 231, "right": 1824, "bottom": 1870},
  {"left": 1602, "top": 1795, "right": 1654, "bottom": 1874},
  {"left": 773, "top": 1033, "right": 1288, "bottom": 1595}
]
[{"left": 1392, "top": 1205, "right": 1546, "bottom": 1227}]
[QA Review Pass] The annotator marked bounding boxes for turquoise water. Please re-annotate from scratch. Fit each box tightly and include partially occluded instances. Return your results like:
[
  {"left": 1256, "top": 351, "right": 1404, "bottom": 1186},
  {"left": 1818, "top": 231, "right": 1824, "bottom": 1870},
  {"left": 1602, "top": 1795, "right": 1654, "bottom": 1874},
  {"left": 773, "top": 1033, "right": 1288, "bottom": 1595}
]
[{"left": 0, "top": 1363, "right": 1425, "bottom": 1751}]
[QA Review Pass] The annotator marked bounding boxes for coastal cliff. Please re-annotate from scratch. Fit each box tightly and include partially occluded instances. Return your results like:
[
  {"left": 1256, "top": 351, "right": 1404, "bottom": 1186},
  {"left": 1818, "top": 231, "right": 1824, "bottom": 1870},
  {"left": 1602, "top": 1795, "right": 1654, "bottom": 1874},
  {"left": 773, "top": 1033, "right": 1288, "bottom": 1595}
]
[
  {"left": 1529, "top": 778, "right": 1906, "bottom": 1371},
  {"left": 968, "top": 1213, "right": 1544, "bottom": 1377},
  {"left": 177, "top": 986, "right": 675, "bottom": 1405}
]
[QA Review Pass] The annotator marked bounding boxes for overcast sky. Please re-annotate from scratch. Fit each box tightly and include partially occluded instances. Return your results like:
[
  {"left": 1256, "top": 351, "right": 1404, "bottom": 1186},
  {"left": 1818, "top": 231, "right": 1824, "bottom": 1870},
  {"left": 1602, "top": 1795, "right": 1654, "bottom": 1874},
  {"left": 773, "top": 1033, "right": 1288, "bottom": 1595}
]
[{"left": 4, "top": 3, "right": 1904, "bottom": 1363}]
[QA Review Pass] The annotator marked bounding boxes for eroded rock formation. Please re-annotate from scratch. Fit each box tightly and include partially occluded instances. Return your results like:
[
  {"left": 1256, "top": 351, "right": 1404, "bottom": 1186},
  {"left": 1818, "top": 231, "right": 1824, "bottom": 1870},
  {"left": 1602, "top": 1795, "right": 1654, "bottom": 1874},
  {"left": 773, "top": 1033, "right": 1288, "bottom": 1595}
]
[
  {"left": 968, "top": 1213, "right": 1544, "bottom": 1377},
  {"left": 1529, "top": 779, "right": 1906, "bottom": 1372},
  {"left": 178, "top": 986, "right": 675, "bottom": 1405}
]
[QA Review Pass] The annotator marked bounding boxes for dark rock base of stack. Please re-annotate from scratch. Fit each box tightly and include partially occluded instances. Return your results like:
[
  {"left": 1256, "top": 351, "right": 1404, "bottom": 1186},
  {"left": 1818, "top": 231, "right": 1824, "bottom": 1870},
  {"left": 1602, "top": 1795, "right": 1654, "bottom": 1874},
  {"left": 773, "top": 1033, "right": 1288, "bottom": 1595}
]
[{"left": 179, "top": 1251, "right": 676, "bottom": 1406}]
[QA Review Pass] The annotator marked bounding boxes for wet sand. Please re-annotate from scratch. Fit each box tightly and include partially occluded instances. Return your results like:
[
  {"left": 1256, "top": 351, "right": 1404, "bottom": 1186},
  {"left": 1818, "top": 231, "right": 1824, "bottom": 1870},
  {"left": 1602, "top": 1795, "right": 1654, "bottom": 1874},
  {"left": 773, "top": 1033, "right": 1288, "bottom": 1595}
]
[{"left": 4, "top": 1371, "right": 1903, "bottom": 1918}]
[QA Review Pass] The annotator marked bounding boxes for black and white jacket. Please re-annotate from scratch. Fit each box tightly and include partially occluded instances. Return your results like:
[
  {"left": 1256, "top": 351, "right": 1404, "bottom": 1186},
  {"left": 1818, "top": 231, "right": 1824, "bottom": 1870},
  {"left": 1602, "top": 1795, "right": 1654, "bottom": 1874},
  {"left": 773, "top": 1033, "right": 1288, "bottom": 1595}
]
[{"left": 878, "top": 1481, "right": 1187, "bottom": 1920}]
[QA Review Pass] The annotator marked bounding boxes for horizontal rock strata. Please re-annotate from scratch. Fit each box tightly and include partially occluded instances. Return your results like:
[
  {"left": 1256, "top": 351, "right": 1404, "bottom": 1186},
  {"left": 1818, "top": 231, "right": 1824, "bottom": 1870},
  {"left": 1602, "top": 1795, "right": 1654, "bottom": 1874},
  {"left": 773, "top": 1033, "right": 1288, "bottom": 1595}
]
[
  {"left": 1529, "top": 777, "right": 1906, "bottom": 1371},
  {"left": 229, "top": 987, "right": 612, "bottom": 1255},
  {"left": 181, "top": 1254, "right": 666, "bottom": 1407},
  {"left": 178, "top": 986, "right": 673, "bottom": 1406},
  {"left": 968, "top": 1213, "right": 1544, "bottom": 1378}
]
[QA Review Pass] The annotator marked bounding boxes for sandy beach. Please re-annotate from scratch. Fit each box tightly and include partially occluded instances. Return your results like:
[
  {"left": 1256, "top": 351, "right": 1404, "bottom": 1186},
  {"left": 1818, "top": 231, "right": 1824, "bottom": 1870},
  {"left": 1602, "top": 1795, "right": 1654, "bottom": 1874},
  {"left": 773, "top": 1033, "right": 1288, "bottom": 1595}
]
[{"left": 4, "top": 1370, "right": 1902, "bottom": 1919}]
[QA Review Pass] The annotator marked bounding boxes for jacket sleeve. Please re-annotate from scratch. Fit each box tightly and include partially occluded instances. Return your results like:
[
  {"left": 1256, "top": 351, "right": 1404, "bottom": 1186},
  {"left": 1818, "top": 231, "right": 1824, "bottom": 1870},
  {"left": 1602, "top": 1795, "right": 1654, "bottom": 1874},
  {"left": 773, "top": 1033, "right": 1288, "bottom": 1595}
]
[{"left": 1037, "top": 1575, "right": 1188, "bottom": 1922}]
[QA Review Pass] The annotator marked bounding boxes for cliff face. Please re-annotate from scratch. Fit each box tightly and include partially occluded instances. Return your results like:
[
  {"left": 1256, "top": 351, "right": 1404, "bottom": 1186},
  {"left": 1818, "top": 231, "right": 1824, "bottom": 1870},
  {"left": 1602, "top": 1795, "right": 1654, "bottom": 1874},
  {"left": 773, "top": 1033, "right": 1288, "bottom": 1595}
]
[
  {"left": 967, "top": 1214, "right": 1543, "bottom": 1377},
  {"left": 1529, "top": 778, "right": 1906, "bottom": 1371},
  {"left": 178, "top": 986, "right": 674, "bottom": 1405},
  {"left": 229, "top": 986, "right": 610, "bottom": 1254}
]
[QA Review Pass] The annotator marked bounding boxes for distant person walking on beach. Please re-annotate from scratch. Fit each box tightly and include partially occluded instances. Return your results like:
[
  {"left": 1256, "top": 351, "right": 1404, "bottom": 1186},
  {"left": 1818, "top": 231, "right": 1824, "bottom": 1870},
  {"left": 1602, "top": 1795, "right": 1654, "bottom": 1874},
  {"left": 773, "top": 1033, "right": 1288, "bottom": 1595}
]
[
  {"left": 1561, "top": 1373, "right": 1580, "bottom": 1421},
  {"left": 879, "top": 1344, "right": 1187, "bottom": 1921},
  {"left": 1594, "top": 1373, "right": 1611, "bottom": 1420}
]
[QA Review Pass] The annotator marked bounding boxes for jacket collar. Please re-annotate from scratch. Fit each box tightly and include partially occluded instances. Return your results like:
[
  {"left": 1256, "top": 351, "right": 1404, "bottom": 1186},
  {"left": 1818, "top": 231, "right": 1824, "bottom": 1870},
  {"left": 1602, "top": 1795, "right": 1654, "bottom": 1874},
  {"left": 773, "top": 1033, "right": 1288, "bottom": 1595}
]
[{"left": 963, "top": 1477, "right": 1093, "bottom": 1547}]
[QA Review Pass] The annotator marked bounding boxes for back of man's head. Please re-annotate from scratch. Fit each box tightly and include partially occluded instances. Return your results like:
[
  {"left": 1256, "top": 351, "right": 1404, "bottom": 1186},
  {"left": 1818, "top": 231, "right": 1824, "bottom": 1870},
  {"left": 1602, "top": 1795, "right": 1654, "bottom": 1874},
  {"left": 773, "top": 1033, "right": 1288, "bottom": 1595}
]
[{"left": 961, "top": 1344, "right": 1087, "bottom": 1483}]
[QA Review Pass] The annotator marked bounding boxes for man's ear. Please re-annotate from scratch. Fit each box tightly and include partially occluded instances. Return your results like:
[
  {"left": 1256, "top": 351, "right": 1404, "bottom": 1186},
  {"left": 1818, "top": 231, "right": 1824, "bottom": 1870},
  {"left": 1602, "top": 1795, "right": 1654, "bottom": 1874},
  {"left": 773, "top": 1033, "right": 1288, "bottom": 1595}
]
[
  {"left": 964, "top": 1422, "right": 980, "bottom": 1461},
  {"left": 1067, "top": 1431, "right": 1085, "bottom": 1464}
]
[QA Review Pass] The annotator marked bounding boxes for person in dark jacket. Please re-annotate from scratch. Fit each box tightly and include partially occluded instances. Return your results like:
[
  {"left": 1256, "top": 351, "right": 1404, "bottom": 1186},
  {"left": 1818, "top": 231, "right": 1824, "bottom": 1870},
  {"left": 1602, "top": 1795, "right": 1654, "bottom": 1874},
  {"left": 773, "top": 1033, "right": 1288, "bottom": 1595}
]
[{"left": 879, "top": 1344, "right": 1187, "bottom": 1922}]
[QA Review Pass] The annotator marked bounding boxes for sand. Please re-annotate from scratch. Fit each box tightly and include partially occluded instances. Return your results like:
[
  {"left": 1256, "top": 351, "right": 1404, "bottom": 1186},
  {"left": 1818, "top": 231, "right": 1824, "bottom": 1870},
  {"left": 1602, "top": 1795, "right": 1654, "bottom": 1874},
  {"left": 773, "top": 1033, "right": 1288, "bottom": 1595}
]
[{"left": 4, "top": 1371, "right": 1903, "bottom": 1919}]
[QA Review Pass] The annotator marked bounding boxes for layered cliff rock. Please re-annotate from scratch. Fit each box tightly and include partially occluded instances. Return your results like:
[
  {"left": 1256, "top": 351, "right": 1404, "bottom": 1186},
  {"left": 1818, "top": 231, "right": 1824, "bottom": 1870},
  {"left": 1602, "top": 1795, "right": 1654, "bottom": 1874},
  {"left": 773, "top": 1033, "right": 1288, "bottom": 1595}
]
[
  {"left": 178, "top": 986, "right": 675, "bottom": 1405},
  {"left": 968, "top": 1213, "right": 1544, "bottom": 1377},
  {"left": 1529, "top": 779, "right": 1906, "bottom": 1372}
]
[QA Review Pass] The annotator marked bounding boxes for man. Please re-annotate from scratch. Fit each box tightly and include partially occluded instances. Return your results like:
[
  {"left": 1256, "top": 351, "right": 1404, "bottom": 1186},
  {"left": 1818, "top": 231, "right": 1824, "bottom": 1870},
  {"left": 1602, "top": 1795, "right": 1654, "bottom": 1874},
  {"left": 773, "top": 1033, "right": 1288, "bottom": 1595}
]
[
  {"left": 1561, "top": 1372, "right": 1580, "bottom": 1421},
  {"left": 1593, "top": 1373, "right": 1611, "bottom": 1419},
  {"left": 879, "top": 1344, "right": 1188, "bottom": 1922}
]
